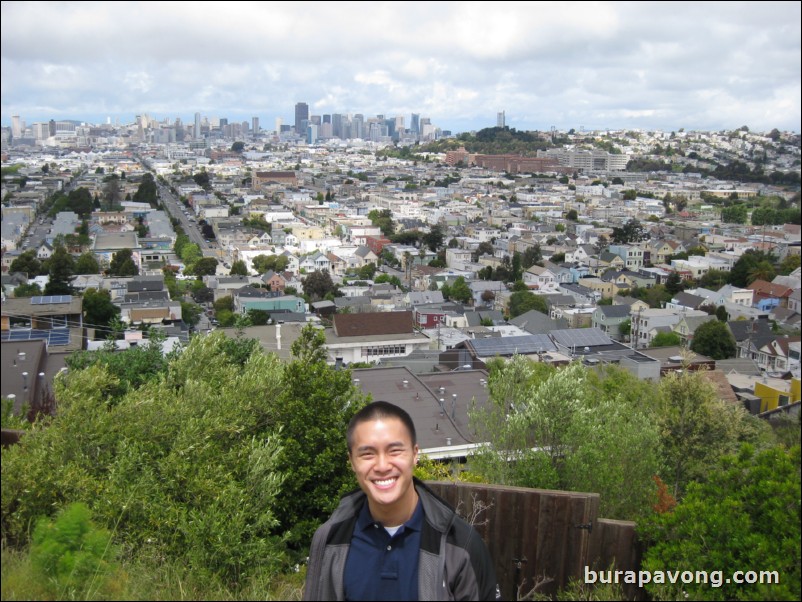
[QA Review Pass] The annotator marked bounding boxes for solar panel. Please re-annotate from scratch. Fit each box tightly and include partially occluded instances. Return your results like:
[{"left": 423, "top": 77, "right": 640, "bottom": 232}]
[
  {"left": 469, "top": 334, "right": 557, "bottom": 356},
  {"left": 550, "top": 328, "right": 613, "bottom": 349},
  {"left": 29, "top": 295, "right": 72, "bottom": 305}
]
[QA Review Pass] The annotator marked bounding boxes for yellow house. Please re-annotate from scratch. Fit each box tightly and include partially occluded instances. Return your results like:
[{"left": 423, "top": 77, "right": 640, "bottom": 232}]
[{"left": 754, "top": 377, "right": 801, "bottom": 413}]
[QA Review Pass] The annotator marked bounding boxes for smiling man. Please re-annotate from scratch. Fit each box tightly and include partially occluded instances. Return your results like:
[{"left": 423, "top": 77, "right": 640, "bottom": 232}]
[{"left": 303, "top": 401, "right": 500, "bottom": 601}]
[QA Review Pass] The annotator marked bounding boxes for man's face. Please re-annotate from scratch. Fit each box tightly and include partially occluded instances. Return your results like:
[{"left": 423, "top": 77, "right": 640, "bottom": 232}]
[{"left": 349, "top": 417, "right": 419, "bottom": 516}]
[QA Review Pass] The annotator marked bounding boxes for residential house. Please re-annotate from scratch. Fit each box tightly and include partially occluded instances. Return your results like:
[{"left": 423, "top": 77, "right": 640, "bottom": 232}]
[
  {"left": 1, "top": 294, "right": 83, "bottom": 352},
  {"left": 667, "top": 292, "right": 709, "bottom": 311},
  {"left": 752, "top": 336, "right": 801, "bottom": 374},
  {"left": 608, "top": 244, "right": 645, "bottom": 270},
  {"left": 558, "top": 282, "right": 601, "bottom": 305},
  {"left": 672, "top": 314, "right": 717, "bottom": 346},
  {"left": 580, "top": 276, "right": 618, "bottom": 299},
  {"left": 649, "top": 239, "right": 686, "bottom": 265},
  {"left": 788, "top": 288, "right": 801, "bottom": 314},
  {"left": 325, "top": 311, "right": 431, "bottom": 364},
  {"left": 592, "top": 304, "right": 632, "bottom": 342},
  {"left": 233, "top": 286, "right": 306, "bottom": 315},
  {"left": 630, "top": 307, "right": 709, "bottom": 349},
  {"left": 598, "top": 251, "right": 625, "bottom": 270},
  {"left": 523, "top": 265, "right": 559, "bottom": 292},
  {"left": 748, "top": 280, "right": 793, "bottom": 311},
  {"left": 261, "top": 270, "right": 288, "bottom": 293}
]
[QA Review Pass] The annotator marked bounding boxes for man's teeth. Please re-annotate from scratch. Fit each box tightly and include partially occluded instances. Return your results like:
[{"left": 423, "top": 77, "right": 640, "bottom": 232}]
[{"left": 374, "top": 478, "right": 396, "bottom": 486}]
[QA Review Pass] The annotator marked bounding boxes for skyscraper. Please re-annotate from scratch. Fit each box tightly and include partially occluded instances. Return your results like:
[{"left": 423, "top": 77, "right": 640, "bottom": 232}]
[
  {"left": 252, "top": 116, "right": 259, "bottom": 135},
  {"left": 295, "top": 102, "right": 309, "bottom": 135},
  {"left": 497, "top": 111, "right": 505, "bottom": 128},
  {"left": 11, "top": 116, "right": 22, "bottom": 138},
  {"left": 410, "top": 113, "right": 420, "bottom": 138},
  {"left": 194, "top": 112, "right": 201, "bottom": 139}
]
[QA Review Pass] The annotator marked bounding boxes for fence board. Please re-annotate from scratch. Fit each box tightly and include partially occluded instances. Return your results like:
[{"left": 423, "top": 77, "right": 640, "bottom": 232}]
[{"left": 426, "top": 481, "right": 610, "bottom": 600}]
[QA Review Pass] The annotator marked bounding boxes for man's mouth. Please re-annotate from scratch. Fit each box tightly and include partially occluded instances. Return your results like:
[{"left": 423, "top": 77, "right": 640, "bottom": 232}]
[{"left": 372, "top": 477, "right": 398, "bottom": 489}]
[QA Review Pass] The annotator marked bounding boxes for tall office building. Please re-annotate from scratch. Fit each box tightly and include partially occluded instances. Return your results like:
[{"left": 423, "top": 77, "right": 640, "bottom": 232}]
[
  {"left": 194, "top": 112, "right": 201, "bottom": 139},
  {"left": 410, "top": 113, "right": 420, "bottom": 138},
  {"left": 497, "top": 111, "right": 505, "bottom": 128},
  {"left": 323, "top": 114, "right": 331, "bottom": 124},
  {"left": 352, "top": 114, "right": 364, "bottom": 140},
  {"left": 275, "top": 117, "right": 283, "bottom": 133},
  {"left": 252, "top": 116, "right": 259, "bottom": 135},
  {"left": 295, "top": 102, "right": 309, "bottom": 135},
  {"left": 332, "top": 113, "right": 344, "bottom": 139},
  {"left": 11, "top": 116, "right": 22, "bottom": 138},
  {"left": 306, "top": 124, "right": 318, "bottom": 144}
]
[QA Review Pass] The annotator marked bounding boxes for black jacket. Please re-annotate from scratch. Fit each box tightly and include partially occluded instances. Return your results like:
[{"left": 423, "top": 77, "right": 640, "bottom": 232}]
[{"left": 303, "top": 478, "right": 500, "bottom": 601}]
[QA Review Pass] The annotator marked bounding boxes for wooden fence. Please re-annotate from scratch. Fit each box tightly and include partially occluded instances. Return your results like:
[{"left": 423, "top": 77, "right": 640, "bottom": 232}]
[{"left": 426, "top": 481, "right": 642, "bottom": 600}]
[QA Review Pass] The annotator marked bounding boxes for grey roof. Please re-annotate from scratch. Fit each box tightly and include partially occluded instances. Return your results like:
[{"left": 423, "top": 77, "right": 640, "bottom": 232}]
[
  {"left": 727, "top": 319, "right": 773, "bottom": 342},
  {"left": 510, "top": 310, "right": 565, "bottom": 333},
  {"left": 673, "top": 292, "right": 707, "bottom": 309},
  {"left": 598, "top": 304, "right": 631, "bottom": 319},
  {"left": 464, "top": 310, "right": 505, "bottom": 327},
  {"left": 467, "top": 334, "right": 557, "bottom": 357}
]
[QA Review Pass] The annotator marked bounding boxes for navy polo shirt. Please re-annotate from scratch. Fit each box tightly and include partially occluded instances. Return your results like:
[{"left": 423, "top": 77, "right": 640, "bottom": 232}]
[{"left": 343, "top": 498, "right": 423, "bottom": 601}]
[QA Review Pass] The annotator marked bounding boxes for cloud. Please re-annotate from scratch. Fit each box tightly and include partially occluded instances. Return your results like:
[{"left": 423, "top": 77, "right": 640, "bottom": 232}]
[{"left": 1, "top": 1, "right": 799, "bottom": 132}]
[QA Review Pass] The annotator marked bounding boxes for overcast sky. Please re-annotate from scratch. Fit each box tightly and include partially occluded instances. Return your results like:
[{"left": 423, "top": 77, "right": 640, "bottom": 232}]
[{"left": 2, "top": 1, "right": 800, "bottom": 134}]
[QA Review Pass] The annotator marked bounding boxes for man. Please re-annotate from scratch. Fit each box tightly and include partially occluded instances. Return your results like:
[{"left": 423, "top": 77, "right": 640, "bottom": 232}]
[{"left": 304, "top": 401, "right": 500, "bottom": 601}]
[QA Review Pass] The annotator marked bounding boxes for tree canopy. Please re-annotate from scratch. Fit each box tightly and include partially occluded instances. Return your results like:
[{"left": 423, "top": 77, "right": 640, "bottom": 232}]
[{"left": 690, "top": 320, "right": 737, "bottom": 360}]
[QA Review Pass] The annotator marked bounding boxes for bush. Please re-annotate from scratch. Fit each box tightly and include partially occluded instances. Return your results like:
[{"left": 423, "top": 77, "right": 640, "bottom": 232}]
[{"left": 30, "top": 502, "right": 122, "bottom": 600}]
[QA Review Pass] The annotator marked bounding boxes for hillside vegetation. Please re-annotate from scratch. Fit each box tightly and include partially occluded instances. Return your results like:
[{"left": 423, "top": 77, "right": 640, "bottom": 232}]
[{"left": 2, "top": 329, "right": 799, "bottom": 600}]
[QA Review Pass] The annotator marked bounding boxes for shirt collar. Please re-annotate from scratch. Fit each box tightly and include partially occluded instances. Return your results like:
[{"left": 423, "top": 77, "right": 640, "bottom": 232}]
[{"left": 357, "top": 497, "right": 424, "bottom": 533}]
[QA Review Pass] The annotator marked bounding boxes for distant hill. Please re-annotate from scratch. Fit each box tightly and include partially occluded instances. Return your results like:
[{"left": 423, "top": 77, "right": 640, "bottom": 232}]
[{"left": 420, "top": 126, "right": 559, "bottom": 156}]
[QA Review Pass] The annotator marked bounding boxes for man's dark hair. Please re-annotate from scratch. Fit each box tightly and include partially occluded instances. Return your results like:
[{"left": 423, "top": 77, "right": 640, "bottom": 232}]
[{"left": 347, "top": 401, "right": 417, "bottom": 453}]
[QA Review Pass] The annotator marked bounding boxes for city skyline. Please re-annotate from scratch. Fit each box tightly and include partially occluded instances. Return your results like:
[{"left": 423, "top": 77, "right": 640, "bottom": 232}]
[{"left": 1, "top": 1, "right": 800, "bottom": 134}]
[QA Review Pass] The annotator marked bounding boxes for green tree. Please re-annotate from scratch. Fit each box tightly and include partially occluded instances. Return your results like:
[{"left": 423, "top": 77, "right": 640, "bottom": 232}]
[
  {"left": 698, "top": 268, "right": 729, "bottom": 289},
  {"left": 192, "top": 170, "right": 210, "bottom": 189},
  {"left": 665, "top": 271, "right": 685, "bottom": 295},
  {"left": 656, "top": 369, "right": 764, "bottom": 497},
  {"left": 470, "top": 359, "right": 662, "bottom": 519},
  {"left": 565, "top": 209, "right": 578, "bottom": 221},
  {"left": 229, "top": 259, "right": 249, "bottom": 276},
  {"left": 520, "top": 245, "right": 542, "bottom": 269},
  {"left": 746, "top": 260, "right": 776, "bottom": 285},
  {"left": 132, "top": 173, "right": 158, "bottom": 206},
  {"left": 231, "top": 141, "right": 245, "bottom": 153},
  {"left": 82, "top": 288, "right": 120, "bottom": 332},
  {"left": 44, "top": 244, "right": 75, "bottom": 295},
  {"left": 690, "top": 320, "right": 737, "bottom": 360},
  {"left": 13, "top": 282, "right": 43, "bottom": 298},
  {"left": 640, "top": 444, "right": 800, "bottom": 601},
  {"left": 66, "top": 187, "right": 94, "bottom": 218},
  {"left": 509, "top": 290, "right": 548, "bottom": 318},
  {"left": 422, "top": 224, "right": 444, "bottom": 252},
  {"left": 302, "top": 270, "right": 337, "bottom": 302},
  {"left": 272, "top": 325, "right": 366, "bottom": 550},
  {"left": 252, "top": 254, "right": 289, "bottom": 274},
  {"left": 108, "top": 248, "right": 139, "bottom": 277},
  {"left": 611, "top": 219, "right": 647, "bottom": 244},
  {"left": 650, "top": 331, "right": 682, "bottom": 347},
  {"left": 448, "top": 276, "right": 473, "bottom": 304},
  {"left": 192, "top": 257, "right": 219, "bottom": 276},
  {"left": 721, "top": 203, "right": 748, "bottom": 224},
  {"left": 74, "top": 252, "right": 100, "bottom": 275},
  {"left": 2, "top": 333, "right": 288, "bottom": 586},
  {"left": 779, "top": 254, "right": 801, "bottom": 275},
  {"left": 9, "top": 250, "right": 43, "bottom": 277},
  {"left": 729, "top": 250, "right": 775, "bottom": 288},
  {"left": 367, "top": 208, "right": 395, "bottom": 237}
]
